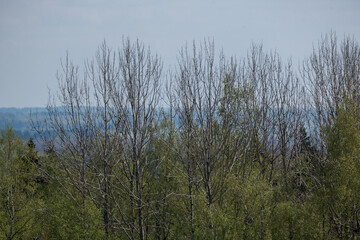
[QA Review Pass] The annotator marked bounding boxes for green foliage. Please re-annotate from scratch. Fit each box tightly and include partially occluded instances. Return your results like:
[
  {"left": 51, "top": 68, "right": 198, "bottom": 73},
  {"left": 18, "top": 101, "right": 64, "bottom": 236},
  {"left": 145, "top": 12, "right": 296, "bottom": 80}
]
[
  {"left": 269, "top": 200, "right": 322, "bottom": 240},
  {"left": 42, "top": 193, "right": 104, "bottom": 239},
  {"left": 0, "top": 128, "right": 42, "bottom": 239},
  {"left": 2, "top": 34, "right": 360, "bottom": 239},
  {"left": 1, "top": 103, "right": 360, "bottom": 239},
  {"left": 321, "top": 97, "right": 360, "bottom": 238}
]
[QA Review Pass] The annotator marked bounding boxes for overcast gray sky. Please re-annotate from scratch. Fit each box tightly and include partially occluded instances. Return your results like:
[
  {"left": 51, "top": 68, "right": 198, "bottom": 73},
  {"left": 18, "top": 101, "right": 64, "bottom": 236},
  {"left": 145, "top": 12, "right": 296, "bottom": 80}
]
[{"left": 0, "top": 0, "right": 359, "bottom": 107}]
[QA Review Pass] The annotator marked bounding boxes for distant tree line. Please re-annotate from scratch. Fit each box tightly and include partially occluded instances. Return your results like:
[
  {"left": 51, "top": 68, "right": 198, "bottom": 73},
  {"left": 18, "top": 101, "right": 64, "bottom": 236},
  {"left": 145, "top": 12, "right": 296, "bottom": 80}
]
[
  {"left": 0, "top": 108, "right": 48, "bottom": 140},
  {"left": 1, "top": 32, "right": 360, "bottom": 239}
]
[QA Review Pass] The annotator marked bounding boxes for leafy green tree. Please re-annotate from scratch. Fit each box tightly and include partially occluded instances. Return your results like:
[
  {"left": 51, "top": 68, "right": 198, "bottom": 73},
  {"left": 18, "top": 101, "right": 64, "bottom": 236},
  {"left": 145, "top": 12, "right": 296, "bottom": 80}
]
[
  {"left": 0, "top": 128, "right": 42, "bottom": 239},
  {"left": 33, "top": 147, "right": 105, "bottom": 239},
  {"left": 322, "top": 97, "right": 360, "bottom": 238}
]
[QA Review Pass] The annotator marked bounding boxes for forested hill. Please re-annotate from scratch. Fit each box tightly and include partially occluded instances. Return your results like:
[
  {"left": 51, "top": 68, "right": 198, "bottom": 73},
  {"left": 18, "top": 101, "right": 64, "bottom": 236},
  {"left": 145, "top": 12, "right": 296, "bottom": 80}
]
[{"left": 0, "top": 107, "right": 46, "bottom": 139}]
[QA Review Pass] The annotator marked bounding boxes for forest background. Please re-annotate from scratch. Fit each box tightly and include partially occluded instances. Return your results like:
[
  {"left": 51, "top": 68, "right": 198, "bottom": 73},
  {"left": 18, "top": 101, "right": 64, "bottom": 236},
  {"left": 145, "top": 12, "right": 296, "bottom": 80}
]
[{"left": 1, "top": 32, "right": 360, "bottom": 239}]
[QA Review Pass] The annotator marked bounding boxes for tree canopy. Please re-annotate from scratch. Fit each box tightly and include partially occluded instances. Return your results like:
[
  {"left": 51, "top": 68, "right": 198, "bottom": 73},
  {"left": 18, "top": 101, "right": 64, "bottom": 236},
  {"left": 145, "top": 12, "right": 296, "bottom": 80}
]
[{"left": 1, "top": 33, "right": 360, "bottom": 239}]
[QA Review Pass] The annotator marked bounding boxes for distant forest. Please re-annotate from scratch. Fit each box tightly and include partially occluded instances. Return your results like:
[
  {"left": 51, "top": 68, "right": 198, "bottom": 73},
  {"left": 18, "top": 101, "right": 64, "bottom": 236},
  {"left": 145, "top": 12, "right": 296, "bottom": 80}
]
[
  {"left": 1, "top": 32, "right": 360, "bottom": 239},
  {"left": 0, "top": 108, "right": 47, "bottom": 140}
]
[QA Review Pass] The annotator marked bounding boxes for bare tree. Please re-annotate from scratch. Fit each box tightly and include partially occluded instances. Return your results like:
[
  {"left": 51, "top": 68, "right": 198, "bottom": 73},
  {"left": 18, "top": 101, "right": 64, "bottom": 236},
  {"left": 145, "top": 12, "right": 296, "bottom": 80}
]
[
  {"left": 302, "top": 32, "right": 360, "bottom": 150},
  {"left": 84, "top": 42, "right": 120, "bottom": 237},
  {"left": 110, "top": 38, "right": 162, "bottom": 240},
  {"left": 174, "top": 43, "right": 199, "bottom": 239},
  {"left": 32, "top": 41, "right": 122, "bottom": 239},
  {"left": 302, "top": 32, "right": 360, "bottom": 238},
  {"left": 174, "top": 41, "right": 250, "bottom": 237},
  {"left": 36, "top": 54, "right": 96, "bottom": 237},
  {"left": 242, "top": 45, "right": 303, "bottom": 182}
]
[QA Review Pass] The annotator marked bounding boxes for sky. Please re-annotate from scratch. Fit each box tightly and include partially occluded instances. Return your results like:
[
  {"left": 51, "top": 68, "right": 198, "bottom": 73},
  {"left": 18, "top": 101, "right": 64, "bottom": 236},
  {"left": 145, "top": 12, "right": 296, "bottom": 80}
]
[{"left": 0, "top": 0, "right": 359, "bottom": 108}]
